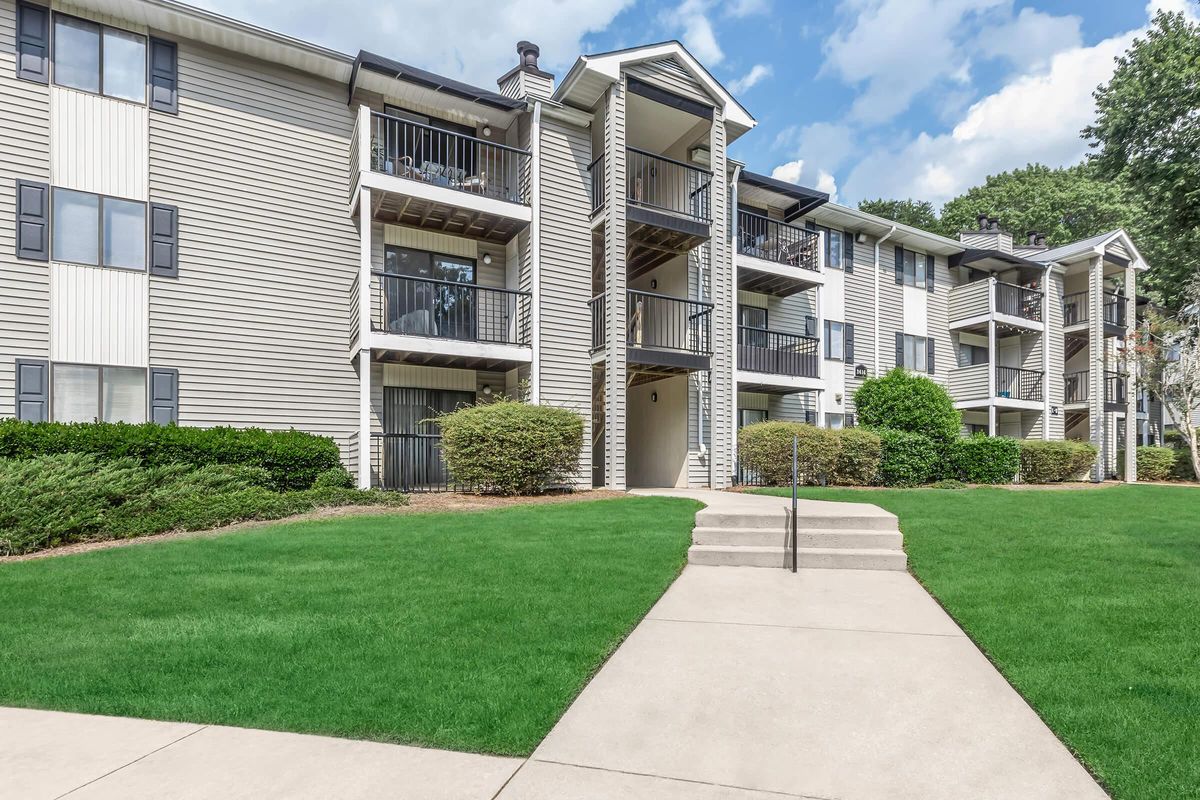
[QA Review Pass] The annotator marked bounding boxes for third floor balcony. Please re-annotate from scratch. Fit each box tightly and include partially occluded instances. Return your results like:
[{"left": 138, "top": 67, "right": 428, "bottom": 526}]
[
  {"left": 1062, "top": 290, "right": 1128, "bottom": 337},
  {"left": 948, "top": 278, "right": 1044, "bottom": 334},
  {"left": 735, "top": 210, "right": 823, "bottom": 297},
  {"left": 590, "top": 289, "right": 712, "bottom": 374}
]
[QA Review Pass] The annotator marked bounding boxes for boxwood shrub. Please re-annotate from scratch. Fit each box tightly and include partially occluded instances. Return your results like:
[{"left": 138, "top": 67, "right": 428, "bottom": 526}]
[
  {"left": 1116, "top": 446, "right": 1178, "bottom": 482},
  {"left": 0, "top": 419, "right": 341, "bottom": 490},
  {"left": 737, "top": 422, "right": 841, "bottom": 486},
  {"left": 854, "top": 368, "right": 962, "bottom": 445},
  {"left": 832, "top": 427, "right": 882, "bottom": 486},
  {"left": 437, "top": 399, "right": 583, "bottom": 495},
  {"left": 1018, "top": 440, "right": 1097, "bottom": 483},
  {"left": 950, "top": 435, "right": 1020, "bottom": 484},
  {"left": 874, "top": 428, "right": 940, "bottom": 487}
]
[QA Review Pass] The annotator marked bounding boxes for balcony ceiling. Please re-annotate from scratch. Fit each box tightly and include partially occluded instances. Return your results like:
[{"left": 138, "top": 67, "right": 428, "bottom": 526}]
[{"left": 626, "top": 92, "right": 709, "bottom": 157}]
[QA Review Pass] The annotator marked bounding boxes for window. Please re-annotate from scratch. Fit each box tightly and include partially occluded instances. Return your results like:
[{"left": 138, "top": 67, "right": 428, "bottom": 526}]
[
  {"left": 738, "top": 306, "right": 768, "bottom": 348},
  {"left": 739, "top": 408, "right": 767, "bottom": 428},
  {"left": 51, "top": 364, "right": 146, "bottom": 423},
  {"left": 957, "top": 343, "right": 989, "bottom": 367},
  {"left": 382, "top": 246, "right": 477, "bottom": 340},
  {"left": 808, "top": 223, "right": 853, "bottom": 271},
  {"left": 53, "top": 16, "right": 147, "bottom": 102},
  {"left": 902, "top": 334, "right": 928, "bottom": 372},
  {"left": 825, "top": 413, "right": 845, "bottom": 430},
  {"left": 896, "top": 247, "right": 933, "bottom": 289},
  {"left": 824, "top": 320, "right": 854, "bottom": 361},
  {"left": 51, "top": 189, "right": 146, "bottom": 269}
]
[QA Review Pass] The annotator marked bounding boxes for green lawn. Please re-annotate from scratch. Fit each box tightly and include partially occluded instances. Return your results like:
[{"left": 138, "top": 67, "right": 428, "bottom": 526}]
[
  {"left": 0, "top": 496, "right": 698, "bottom": 756},
  {"left": 758, "top": 484, "right": 1200, "bottom": 800}
]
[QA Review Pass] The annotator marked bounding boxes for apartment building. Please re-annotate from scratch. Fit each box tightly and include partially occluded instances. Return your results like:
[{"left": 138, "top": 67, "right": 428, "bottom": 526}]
[{"left": 0, "top": 0, "right": 1152, "bottom": 490}]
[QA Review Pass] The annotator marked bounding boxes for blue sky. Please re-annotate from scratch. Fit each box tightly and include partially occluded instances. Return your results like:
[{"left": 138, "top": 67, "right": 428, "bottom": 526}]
[{"left": 195, "top": 0, "right": 1192, "bottom": 208}]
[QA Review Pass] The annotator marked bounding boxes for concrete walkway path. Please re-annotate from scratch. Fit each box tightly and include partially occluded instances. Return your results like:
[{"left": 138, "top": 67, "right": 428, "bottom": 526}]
[{"left": 2, "top": 488, "right": 1109, "bottom": 799}]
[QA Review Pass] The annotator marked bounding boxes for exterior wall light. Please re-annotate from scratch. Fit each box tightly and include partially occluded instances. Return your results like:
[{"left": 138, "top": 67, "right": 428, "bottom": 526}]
[
  {"left": 651, "top": 391, "right": 658, "bottom": 403},
  {"left": 482, "top": 253, "right": 493, "bottom": 265}
]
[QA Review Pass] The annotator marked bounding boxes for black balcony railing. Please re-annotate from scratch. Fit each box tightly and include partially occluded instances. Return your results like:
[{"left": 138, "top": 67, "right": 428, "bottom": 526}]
[
  {"left": 369, "top": 112, "right": 530, "bottom": 204},
  {"left": 588, "top": 153, "right": 605, "bottom": 214},
  {"left": 1105, "top": 370, "right": 1128, "bottom": 404},
  {"left": 589, "top": 293, "right": 606, "bottom": 350},
  {"left": 1062, "top": 290, "right": 1127, "bottom": 327},
  {"left": 372, "top": 273, "right": 530, "bottom": 346},
  {"left": 736, "top": 210, "right": 821, "bottom": 271},
  {"left": 626, "top": 147, "right": 711, "bottom": 223},
  {"left": 995, "top": 366, "right": 1043, "bottom": 401},
  {"left": 627, "top": 290, "right": 712, "bottom": 354},
  {"left": 373, "top": 432, "right": 458, "bottom": 492},
  {"left": 995, "top": 281, "right": 1043, "bottom": 322},
  {"left": 1064, "top": 370, "right": 1089, "bottom": 404},
  {"left": 738, "top": 326, "right": 819, "bottom": 377}
]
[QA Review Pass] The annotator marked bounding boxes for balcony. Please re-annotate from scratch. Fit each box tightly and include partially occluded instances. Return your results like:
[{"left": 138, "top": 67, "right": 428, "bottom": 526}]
[
  {"left": 351, "top": 272, "right": 532, "bottom": 370},
  {"left": 590, "top": 148, "right": 713, "bottom": 278},
  {"left": 372, "top": 432, "right": 457, "bottom": 492},
  {"left": 735, "top": 210, "right": 823, "bottom": 297},
  {"left": 949, "top": 363, "right": 1044, "bottom": 409},
  {"left": 1062, "top": 291, "right": 1128, "bottom": 336},
  {"left": 350, "top": 107, "right": 532, "bottom": 244},
  {"left": 590, "top": 290, "right": 713, "bottom": 375},
  {"left": 736, "top": 326, "right": 822, "bottom": 394},
  {"left": 1064, "top": 370, "right": 1129, "bottom": 410},
  {"left": 948, "top": 279, "right": 1043, "bottom": 333}
]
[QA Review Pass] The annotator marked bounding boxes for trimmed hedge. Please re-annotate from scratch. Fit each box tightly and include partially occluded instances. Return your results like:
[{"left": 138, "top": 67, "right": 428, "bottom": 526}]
[
  {"left": 875, "top": 428, "right": 941, "bottom": 487},
  {"left": 832, "top": 428, "right": 883, "bottom": 486},
  {"left": 1117, "top": 446, "right": 1182, "bottom": 482},
  {"left": 1018, "top": 440, "right": 1098, "bottom": 483},
  {"left": 437, "top": 399, "right": 583, "bottom": 495},
  {"left": 0, "top": 453, "right": 406, "bottom": 555},
  {"left": 950, "top": 435, "right": 1020, "bottom": 484},
  {"left": 0, "top": 419, "right": 341, "bottom": 490},
  {"left": 854, "top": 368, "right": 962, "bottom": 445},
  {"left": 737, "top": 422, "right": 840, "bottom": 486}
]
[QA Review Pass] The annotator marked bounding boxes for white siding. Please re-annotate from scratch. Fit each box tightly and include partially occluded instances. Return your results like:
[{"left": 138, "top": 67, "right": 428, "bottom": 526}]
[
  {"left": 624, "top": 58, "right": 714, "bottom": 107},
  {"left": 146, "top": 40, "right": 360, "bottom": 453},
  {"left": 0, "top": 0, "right": 51, "bottom": 414},
  {"left": 50, "top": 264, "right": 147, "bottom": 367},
  {"left": 50, "top": 87, "right": 148, "bottom": 200}
]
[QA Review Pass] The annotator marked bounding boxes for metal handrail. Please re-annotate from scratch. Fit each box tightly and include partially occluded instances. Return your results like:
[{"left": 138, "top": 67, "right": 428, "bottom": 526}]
[
  {"left": 1064, "top": 370, "right": 1089, "bottom": 404},
  {"left": 371, "top": 273, "right": 531, "bottom": 346},
  {"left": 737, "top": 325, "right": 819, "bottom": 377},
  {"left": 626, "top": 290, "right": 713, "bottom": 354},
  {"left": 1062, "top": 290, "right": 1127, "bottom": 326},
  {"left": 588, "top": 154, "right": 605, "bottom": 214},
  {"left": 736, "top": 210, "right": 821, "bottom": 272},
  {"left": 625, "top": 147, "right": 712, "bottom": 222},
  {"left": 994, "top": 281, "right": 1043, "bottom": 322},
  {"left": 995, "top": 365, "right": 1044, "bottom": 401}
]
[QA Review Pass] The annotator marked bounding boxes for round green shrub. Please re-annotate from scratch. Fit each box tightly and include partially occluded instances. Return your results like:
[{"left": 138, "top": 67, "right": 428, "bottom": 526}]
[
  {"left": 832, "top": 428, "right": 882, "bottom": 486},
  {"left": 1117, "top": 446, "right": 1178, "bottom": 482},
  {"left": 437, "top": 399, "right": 583, "bottom": 495},
  {"left": 737, "top": 422, "right": 840, "bottom": 486},
  {"left": 313, "top": 466, "right": 355, "bottom": 489},
  {"left": 875, "top": 429, "right": 940, "bottom": 487},
  {"left": 1018, "top": 440, "right": 1097, "bottom": 483},
  {"left": 854, "top": 368, "right": 962, "bottom": 445},
  {"left": 950, "top": 435, "right": 1020, "bottom": 484}
]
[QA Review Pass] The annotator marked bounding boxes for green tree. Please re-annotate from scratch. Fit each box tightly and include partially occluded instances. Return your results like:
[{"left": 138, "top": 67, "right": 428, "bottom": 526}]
[
  {"left": 857, "top": 198, "right": 940, "bottom": 231},
  {"left": 1084, "top": 9, "right": 1200, "bottom": 309},
  {"left": 938, "top": 163, "right": 1134, "bottom": 245}
]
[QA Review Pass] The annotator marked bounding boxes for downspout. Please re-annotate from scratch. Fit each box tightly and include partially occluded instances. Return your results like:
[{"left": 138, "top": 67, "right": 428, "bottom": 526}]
[
  {"left": 873, "top": 224, "right": 898, "bottom": 377},
  {"left": 529, "top": 101, "right": 543, "bottom": 403},
  {"left": 721, "top": 163, "right": 742, "bottom": 462}
]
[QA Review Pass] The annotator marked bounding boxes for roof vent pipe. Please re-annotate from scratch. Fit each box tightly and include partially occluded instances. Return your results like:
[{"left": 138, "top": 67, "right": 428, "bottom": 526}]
[
  {"left": 517, "top": 41, "right": 541, "bottom": 71},
  {"left": 988, "top": 217, "right": 1001, "bottom": 232},
  {"left": 977, "top": 213, "right": 989, "bottom": 231},
  {"left": 1027, "top": 230, "right": 1040, "bottom": 245},
  {"left": 1035, "top": 233, "right": 1047, "bottom": 247}
]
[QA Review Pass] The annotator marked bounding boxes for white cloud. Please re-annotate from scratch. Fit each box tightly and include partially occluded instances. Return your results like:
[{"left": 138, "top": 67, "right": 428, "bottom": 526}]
[
  {"left": 728, "top": 64, "right": 773, "bottom": 93},
  {"left": 187, "top": 0, "right": 633, "bottom": 87},
  {"left": 771, "top": 159, "right": 840, "bottom": 202},
  {"left": 841, "top": 25, "right": 1139, "bottom": 205},
  {"left": 669, "top": 0, "right": 724, "bottom": 64},
  {"left": 725, "top": 0, "right": 770, "bottom": 17},
  {"left": 769, "top": 122, "right": 856, "bottom": 198},
  {"left": 977, "top": 7, "right": 1083, "bottom": 71}
]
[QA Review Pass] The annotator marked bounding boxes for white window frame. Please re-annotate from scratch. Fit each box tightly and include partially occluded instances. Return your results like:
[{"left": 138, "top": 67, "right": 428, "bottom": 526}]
[{"left": 903, "top": 334, "right": 928, "bottom": 372}]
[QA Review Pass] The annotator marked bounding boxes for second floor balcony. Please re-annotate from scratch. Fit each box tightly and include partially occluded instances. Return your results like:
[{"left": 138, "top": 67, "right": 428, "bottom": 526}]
[
  {"left": 590, "top": 289, "right": 712, "bottom": 374},
  {"left": 948, "top": 278, "right": 1043, "bottom": 332},
  {"left": 1064, "top": 370, "right": 1129, "bottom": 409},
  {"left": 350, "top": 106, "right": 532, "bottom": 245},
  {"left": 735, "top": 210, "right": 823, "bottom": 297},
  {"left": 949, "top": 363, "right": 1044, "bottom": 409},
  {"left": 736, "top": 325, "right": 820, "bottom": 389}
]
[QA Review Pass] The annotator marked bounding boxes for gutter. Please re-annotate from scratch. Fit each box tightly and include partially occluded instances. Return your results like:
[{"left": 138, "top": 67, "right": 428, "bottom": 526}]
[
  {"left": 723, "top": 162, "right": 744, "bottom": 464},
  {"left": 529, "top": 101, "right": 543, "bottom": 403},
  {"left": 873, "top": 224, "right": 898, "bottom": 377}
]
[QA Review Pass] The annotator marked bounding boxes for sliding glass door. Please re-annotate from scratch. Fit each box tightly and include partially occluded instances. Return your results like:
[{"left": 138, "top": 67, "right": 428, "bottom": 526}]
[{"left": 382, "top": 246, "right": 477, "bottom": 341}]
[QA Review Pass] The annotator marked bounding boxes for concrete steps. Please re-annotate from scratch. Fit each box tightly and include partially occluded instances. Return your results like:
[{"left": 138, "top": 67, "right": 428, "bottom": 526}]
[{"left": 687, "top": 496, "right": 906, "bottom": 571}]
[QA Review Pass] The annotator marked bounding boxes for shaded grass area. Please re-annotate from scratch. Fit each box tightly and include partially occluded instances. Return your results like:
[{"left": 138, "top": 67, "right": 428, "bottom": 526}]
[
  {"left": 756, "top": 485, "right": 1200, "bottom": 800},
  {"left": 0, "top": 496, "right": 698, "bottom": 756}
]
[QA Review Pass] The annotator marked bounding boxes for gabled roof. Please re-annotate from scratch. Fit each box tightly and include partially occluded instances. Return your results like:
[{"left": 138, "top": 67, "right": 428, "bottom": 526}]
[
  {"left": 352, "top": 51, "right": 525, "bottom": 113},
  {"left": 738, "top": 171, "right": 828, "bottom": 217},
  {"left": 1032, "top": 229, "right": 1148, "bottom": 269},
  {"left": 552, "top": 41, "right": 756, "bottom": 140}
]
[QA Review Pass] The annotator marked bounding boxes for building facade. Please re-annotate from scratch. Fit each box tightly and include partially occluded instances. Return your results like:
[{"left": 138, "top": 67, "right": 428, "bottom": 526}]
[{"left": 1, "top": 0, "right": 1152, "bottom": 489}]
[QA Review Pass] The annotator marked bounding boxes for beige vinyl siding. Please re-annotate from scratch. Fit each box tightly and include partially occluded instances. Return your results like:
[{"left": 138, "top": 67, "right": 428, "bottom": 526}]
[
  {"left": 0, "top": 0, "right": 51, "bottom": 414},
  {"left": 601, "top": 81, "right": 628, "bottom": 488},
  {"left": 879, "top": 243, "right": 903, "bottom": 371},
  {"left": 947, "top": 279, "right": 989, "bottom": 323},
  {"left": 624, "top": 58, "right": 714, "bottom": 107},
  {"left": 842, "top": 234, "right": 874, "bottom": 412},
  {"left": 949, "top": 363, "right": 989, "bottom": 400},
  {"left": 705, "top": 105, "right": 732, "bottom": 487},
  {"left": 1045, "top": 271, "right": 1066, "bottom": 438},
  {"left": 50, "top": 87, "right": 148, "bottom": 200},
  {"left": 536, "top": 114, "right": 593, "bottom": 483},
  {"left": 927, "top": 255, "right": 953, "bottom": 387},
  {"left": 146, "top": 40, "right": 359, "bottom": 455}
]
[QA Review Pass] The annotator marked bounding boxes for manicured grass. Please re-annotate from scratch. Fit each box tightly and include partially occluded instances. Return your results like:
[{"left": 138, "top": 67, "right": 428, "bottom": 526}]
[
  {"left": 757, "top": 484, "right": 1200, "bottom": 800},
  {"left": 0, "top": 496, "right": 698, "bottom": 756}
]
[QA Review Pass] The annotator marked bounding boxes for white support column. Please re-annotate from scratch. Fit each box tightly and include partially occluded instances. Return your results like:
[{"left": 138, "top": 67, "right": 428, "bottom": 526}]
[
  {"left": 1089, "top": 256, "right": 1105, "bottom": 482},
  {"left": 1124, "top": 261, "right": 1138, "bottom": 483},
  {"left": 528, "top": 101, "right": 543, "bottom": 404},
  {"left": 815, "top": 278, "right": 825, "bottom": 426},
  {"left": 357, "top": 187, "right": 373, "bottom": 490},
  {"left": 1041, "top": 266, "right": 1051, "bottom": 440},
  {"left": 988, "top": 279, "right": 997, "bottom": 437}
]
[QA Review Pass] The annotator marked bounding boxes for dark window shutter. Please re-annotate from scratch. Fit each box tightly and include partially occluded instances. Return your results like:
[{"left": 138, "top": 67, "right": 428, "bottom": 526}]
[
  {"left": 894, "top": 245, "right": 904, "bottom": 285},
  {"left": 926, "top": 337, "right": 935, "bottom": 374},
  {"left": 823, "top": 320, "right": 831, "bottom": 359},
  {"left": 804, "top": 315, "right": 816, "bottom": 337},
  {"left": 148, "top": 203, "right": 178, "bottom": 276},
  {"left": 15, "top": 358, "right": 48, "bottom": 421},
  {"left": 846, "top": 413, "right": 855, "bottom": 428},
  {"left": 148, "top": 368, "right": 179, "bottom": 424},
  {"left": 844, "top": 231, "right": 854, "bottom": 273},
  {"left": 16, "top": 3, "right": 49, "bottom": 84},
  {"left": 925, "top": 254, "right": 935, "bottom": 292},
  {"left": 895, "top": 332, "right": 904, "bottom": 367},
  {"left": 845, "top": 323, "right": 855, "bottom": 364},
  {"left": 16, "top": 180, "right": 49, "bottom": 261},
  {"left": 149, "top": 38, "right": 179, "bottom": 114}
]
